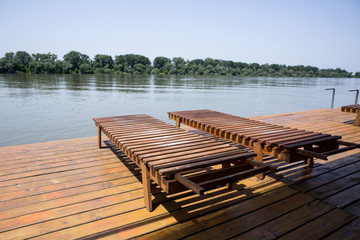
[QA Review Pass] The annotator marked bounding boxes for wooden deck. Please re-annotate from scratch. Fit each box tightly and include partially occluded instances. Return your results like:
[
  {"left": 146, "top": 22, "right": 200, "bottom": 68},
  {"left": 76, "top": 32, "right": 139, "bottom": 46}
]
[{"left": 1, "top": 108, "right": 360, "bottom": 239}]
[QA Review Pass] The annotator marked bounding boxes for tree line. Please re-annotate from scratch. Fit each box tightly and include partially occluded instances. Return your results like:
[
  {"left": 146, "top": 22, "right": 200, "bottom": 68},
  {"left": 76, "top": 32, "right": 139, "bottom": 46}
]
[{"left": 0, "top": 50, "right": 359, "bottom": 78}]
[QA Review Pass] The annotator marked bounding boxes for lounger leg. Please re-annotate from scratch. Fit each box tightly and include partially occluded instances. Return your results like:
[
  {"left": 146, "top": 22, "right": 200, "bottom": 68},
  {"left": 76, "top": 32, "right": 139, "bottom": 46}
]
[
  {"left": 254, "top": 143, "right": 265, "bottom": 180},
  {"left": 222, "top": 162, "right": 233, "bottom": 189},
  {"left": 176, "top": 117, "right": 181, "bottom": 128},
  {"left": 98, "top": 125, "right": 102, "bottom": 149},
  {"left": 304, "top": 146, "right": 314, "bottom": 167},
  {"left": 140, "top": 162, "right": 153, "bottom": 212},
  {"left": 306, "top": 157, "right": 314, "bottom": 167},
  {"left": 354, "top": 112, "right": 360, "bottom": 127}
]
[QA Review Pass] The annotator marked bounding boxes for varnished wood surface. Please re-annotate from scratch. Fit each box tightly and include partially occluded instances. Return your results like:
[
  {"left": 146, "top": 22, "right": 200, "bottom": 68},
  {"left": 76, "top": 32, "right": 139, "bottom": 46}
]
[
  {"left": 93, "top": 114, "right": 258, "bottom": 201},
  {"left": 168, "top": 109, "right": 350, "bottom": 164},
  {"left": 341, "top": 104, "right": 360, "bottom": 126},
  {"left": 341, "top": 104, "right": 360, "bottom": 113},
  {"left": 1, "top": 108, "right": 360, "bottom": 239}
]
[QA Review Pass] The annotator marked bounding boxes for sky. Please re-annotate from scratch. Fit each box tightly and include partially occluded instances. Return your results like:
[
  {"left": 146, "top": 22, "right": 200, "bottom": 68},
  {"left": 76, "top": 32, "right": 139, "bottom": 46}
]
[{"left": 0, "top": 0, "right": 359, "bottom": 72}]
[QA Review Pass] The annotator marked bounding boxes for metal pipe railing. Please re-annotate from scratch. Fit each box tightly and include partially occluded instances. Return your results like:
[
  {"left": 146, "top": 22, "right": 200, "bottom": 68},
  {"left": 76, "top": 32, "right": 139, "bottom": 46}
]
[
  {"left": 325, "top": 88, "right": 335, "bottom": 109},
  {"left": 349, "top": 89, "right": 359, "bottom": 104}
]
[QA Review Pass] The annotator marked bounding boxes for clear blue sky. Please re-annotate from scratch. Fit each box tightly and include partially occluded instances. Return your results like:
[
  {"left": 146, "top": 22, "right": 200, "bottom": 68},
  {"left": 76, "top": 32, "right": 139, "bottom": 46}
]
[{"left": 0, "top": 0, "right": 359, "bottom": 72}]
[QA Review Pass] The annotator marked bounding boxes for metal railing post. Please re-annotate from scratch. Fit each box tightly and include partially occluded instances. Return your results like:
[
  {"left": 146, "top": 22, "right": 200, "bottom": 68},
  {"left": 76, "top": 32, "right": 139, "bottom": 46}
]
[
  {"left": 349, "top": 89, "right": 359, "bottom": 104},
  {"left": 325, "top": 88, "right": 335, "bottom": 109}
]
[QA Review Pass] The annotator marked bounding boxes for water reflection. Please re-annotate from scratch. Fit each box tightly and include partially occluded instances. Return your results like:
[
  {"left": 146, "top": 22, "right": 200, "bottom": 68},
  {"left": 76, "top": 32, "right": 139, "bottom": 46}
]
[
  {"left": 0, "top": 74, "right": 358, "bottom": 147},
  {"left": 0, "top": 74, "right": 329, "bottom": 91}
]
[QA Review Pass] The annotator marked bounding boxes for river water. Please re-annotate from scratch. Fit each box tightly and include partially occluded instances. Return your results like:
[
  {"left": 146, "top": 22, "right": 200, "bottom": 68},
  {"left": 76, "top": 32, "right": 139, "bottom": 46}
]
[{"left": 0, "top": 74, "right": 358, "bottom": 147}]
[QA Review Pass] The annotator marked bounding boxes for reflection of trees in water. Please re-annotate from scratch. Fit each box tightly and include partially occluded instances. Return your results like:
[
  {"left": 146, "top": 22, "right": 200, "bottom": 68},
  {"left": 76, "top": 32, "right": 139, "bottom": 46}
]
[
  {"left": 1, "top": 74, "right": 356, "bottom": 100},
  {"left": 0, "top": 74, "right": 63, "bottom": 90}
]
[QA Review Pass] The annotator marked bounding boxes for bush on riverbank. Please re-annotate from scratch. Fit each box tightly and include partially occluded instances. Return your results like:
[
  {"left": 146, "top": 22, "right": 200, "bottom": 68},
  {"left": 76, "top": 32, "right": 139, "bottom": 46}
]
[{"left": 0, "top": 50, "right": 358, "bottom": 78}]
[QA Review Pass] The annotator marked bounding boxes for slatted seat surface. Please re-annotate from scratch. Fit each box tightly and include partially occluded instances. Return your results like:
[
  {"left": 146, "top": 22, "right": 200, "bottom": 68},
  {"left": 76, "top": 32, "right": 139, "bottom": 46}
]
[
  {"left": 94, "top": 114, "right": 265, "bottom": 211},
  {"left": 168, "top": 109, "right": 359, "bottom": 164},
  {"left": 341, "top": 104, "right": 360, "bottom": 113},
  {"left": 168, "top": 109, "right": 339, "bottom": 149}
]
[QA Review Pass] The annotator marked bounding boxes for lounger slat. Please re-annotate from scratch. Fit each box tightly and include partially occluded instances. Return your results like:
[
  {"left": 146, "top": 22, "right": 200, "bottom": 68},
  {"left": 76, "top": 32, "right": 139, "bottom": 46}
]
[
  {"left": 150, "top": 149, "right": 251, "bottom": 170},
  {"left": 142, "top": 144, "right": 233, "bottom": 162},
  {"left": 197, "top": 165, "right": 269, "bottom": 190},
  {"left": 147, "top": 147, "right": 240, "bottom": 166},
  {"left": 275, "top": 134, "right": 332, "bottom": 147},
  {"left": 283, "top": 136, "right": 342, "bottom": 149},
  {"left": 136, "top": 141, "right": 220, "bottom": 157},
  {"left": 250, "top": 129, "right": 305, "bottom": 141},
  {"left": 265, "top": 132, "right": 324, "bottom": 146},
  {"left": 158, "top": 152, "right": 257, "bottom": 176}
]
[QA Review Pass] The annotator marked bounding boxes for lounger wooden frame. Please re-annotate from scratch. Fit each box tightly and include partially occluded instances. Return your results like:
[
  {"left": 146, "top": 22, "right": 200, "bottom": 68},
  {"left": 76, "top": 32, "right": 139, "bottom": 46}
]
[
  {"left": 168, "top": 109, "right": 360, "bottom": 169},
  {"left": 341, "top": 104, "right": 360, "bottom": 126},
  {"left": 94, "top": 114, "right": 274, "bottom": 211}
]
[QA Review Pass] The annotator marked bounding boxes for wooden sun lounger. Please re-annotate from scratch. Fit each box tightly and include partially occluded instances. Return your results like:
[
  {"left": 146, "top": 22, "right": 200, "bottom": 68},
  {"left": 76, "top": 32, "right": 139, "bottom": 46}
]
[
  {"left": 94, "top": 114, "right": 276, "bottom": 211},
  {"left": 168, "top": 109, "right": 360, "bottom": 172},
  {"left": 341, "top": 104, "right": 360, "bottom": 126}
]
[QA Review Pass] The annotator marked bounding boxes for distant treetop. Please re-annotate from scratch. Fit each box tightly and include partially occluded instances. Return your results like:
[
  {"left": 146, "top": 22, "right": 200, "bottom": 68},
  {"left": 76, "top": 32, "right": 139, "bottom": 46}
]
[{"left": 0, "top": 50, "right": 358, "bottom": 78}]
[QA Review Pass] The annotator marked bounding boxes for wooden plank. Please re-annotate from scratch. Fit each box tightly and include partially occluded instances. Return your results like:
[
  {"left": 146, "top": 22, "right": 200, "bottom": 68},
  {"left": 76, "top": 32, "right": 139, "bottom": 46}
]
[
  {"left": 324, "top": 183, "right": 360, "bottom": 208},
  {"left": 175, "top": 174, "right": 205, "bottom": 195},
  {"left": 0, "top": 159, "right": 132, "bottom": 189},
  {"left": 0, "top": 166, "right": 139, "bottom": 201},
  {"left": 0, "top": 163, "right": 131, "bottom": 195},
  {"left": 157, "top": 152, "right": 256, "bottom": 175},
  {"left": 183, "top": 193, "right": 314, "bottom": 240},
  {"left": 0, "top": 155, "right": 122, "bottom": 182},
  {"left": 135, "top": 141, "right": 221, "bottom": 157},
  {"left": 282, "top": 136, "right": 341, "bottom": 149},
  {"left": 0, "top": 152, "right": 121, "bottom": 177},
  {"left": 16, "top": 181, "right": 288, "bottom": 239},
  {"left": 277, "top": 209, "right": 356, "bottom": 240},
  {"left": 280, "top": 153, "right": 360, "bottom": 185},
  {"left": 149, "top": 149, "right": 248, "bottom": 169},
  {"left": 115, "top": 184, "right": 294, "bottom": 240},
  {"left": 307, "top": 170, "right": 360, "bottom": 200},
  {"left": 290, "top": 160, "right": 360, "bottom": 192},
  {"left": 324, "top": 218, "right": 360, "bottom": 240},
  {"left": 0, "top": 181, "right": 144, "bottom": 224},
  {"left": 234, "top": 200, "right": 334, "bottom": 240},
  {"left": 0, "top": 174, "right": 142, "bottom": 213},
  {"left": 0, "top": 186, "right": 151, "bottom": 233},
  {"left": 1, "top": 108, "right": 360, "bottom": 239},
  {"left": 141, "top": 144, "right": 233, "bottom": 162},
  {"left": 198, "top": 165, "right": 269, "bottom": 190}
]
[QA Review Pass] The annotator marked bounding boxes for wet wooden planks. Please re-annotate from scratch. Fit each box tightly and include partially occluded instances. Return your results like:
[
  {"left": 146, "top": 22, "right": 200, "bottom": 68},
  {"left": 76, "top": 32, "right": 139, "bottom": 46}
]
[{"left": 1, "top": 109, "right": 360, "bottom": 239}]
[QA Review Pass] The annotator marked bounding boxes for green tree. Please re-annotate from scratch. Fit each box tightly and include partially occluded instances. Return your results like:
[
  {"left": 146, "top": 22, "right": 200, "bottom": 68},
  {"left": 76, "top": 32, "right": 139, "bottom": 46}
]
[
  {"left": 0, "top": 52, "right": 16, "bottom": 73},
  {"left": 14, "top": 51, "right": 32, "bottom": 72},
  {"left": 29, "top": 53, "right": 57, "bottom": 73},
  {"left": 172, "top": 57, "right": 187, "bottom": 74},
  {"left": 153, "top": 56, "right": 171, "bottom": 70},
  {"left": 93, "top": 54, "right": 113, "bottom": 69},
  {"left": 63, "top": 51, "right": 91, "bottom": 73},
  {"left": 114, "top": 54, "right": 151, "bottom": 73}
]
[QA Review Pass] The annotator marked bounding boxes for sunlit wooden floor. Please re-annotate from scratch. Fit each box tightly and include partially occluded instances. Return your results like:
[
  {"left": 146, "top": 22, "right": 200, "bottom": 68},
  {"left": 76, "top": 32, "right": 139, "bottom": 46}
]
[{"left": 1, "top": 108, "right": 360, "bottom": 239}]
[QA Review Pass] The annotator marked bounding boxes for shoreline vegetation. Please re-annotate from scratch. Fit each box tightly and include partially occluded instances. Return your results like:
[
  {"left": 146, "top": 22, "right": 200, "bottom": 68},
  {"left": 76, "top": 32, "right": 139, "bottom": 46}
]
[{"left": 0, "top": 51, "right": 359, "bottom": 78}]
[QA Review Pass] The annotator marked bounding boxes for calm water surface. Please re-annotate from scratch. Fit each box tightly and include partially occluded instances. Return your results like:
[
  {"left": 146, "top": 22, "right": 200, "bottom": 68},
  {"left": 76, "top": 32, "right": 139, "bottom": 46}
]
[{"left": 0, "top": 74, "right": 358, "bottom": 147}]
